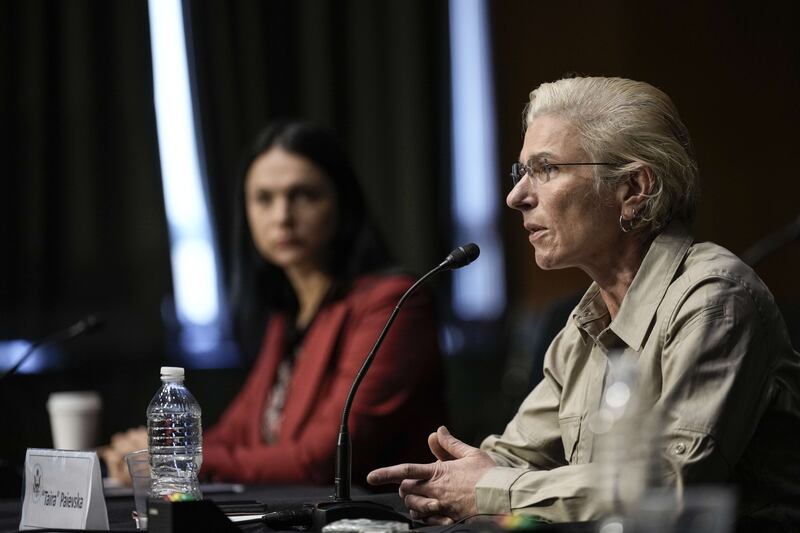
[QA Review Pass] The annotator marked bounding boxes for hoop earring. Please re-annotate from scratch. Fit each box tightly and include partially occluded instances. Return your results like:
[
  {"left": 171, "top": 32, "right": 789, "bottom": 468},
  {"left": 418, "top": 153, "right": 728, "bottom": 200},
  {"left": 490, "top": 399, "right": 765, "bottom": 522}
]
[{"left": 619, "top": 208, "right": 636, "bottom": 233}]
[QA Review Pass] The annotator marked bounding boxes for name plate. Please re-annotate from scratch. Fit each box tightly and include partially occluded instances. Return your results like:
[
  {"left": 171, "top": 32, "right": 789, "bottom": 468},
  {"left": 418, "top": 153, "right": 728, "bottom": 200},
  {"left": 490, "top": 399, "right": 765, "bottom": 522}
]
[{"left": 19, "top": 448, "right": 109, "bottom": 530}]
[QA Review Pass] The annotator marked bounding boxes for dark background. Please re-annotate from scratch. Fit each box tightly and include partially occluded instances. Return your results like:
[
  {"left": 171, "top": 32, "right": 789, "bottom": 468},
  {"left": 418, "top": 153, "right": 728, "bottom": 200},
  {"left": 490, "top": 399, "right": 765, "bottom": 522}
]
[{"left": 1, "top": 0, "right": 798, "bottom": 476}]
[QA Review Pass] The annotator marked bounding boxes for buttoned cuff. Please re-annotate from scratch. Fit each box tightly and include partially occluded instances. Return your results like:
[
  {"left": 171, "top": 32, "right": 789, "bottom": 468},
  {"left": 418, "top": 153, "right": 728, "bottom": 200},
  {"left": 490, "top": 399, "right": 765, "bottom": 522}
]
[{"left": 475, "top": 467, "right": 529, "bottom": 514}]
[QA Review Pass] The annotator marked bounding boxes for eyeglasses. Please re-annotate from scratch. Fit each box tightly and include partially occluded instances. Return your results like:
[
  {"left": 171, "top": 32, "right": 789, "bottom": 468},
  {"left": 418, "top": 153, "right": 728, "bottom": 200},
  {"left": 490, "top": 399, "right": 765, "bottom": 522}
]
[{"left": 510, "top": 159, "right": 613, "bottom": 187}]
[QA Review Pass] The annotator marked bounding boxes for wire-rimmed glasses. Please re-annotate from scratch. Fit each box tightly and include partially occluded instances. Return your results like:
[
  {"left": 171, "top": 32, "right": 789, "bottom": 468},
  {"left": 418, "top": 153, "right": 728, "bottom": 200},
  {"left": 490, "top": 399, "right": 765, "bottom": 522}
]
[{"left": 510, "top": 159, "right": 614, "bottom": 187}]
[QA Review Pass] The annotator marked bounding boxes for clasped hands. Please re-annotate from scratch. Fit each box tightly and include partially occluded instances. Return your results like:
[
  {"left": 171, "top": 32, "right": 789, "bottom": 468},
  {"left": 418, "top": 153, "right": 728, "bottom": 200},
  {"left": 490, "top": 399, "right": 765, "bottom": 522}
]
[
  {"left": 367, "top": 425, "right": 497, "bottom": 525},
  {"left": 97, "top": 426, "right": 147, "bottom": 486}
]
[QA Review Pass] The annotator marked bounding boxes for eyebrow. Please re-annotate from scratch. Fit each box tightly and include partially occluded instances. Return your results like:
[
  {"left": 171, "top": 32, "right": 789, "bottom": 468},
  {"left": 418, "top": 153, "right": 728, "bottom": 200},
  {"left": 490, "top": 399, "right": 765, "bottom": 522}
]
[{"left": 520, "top": 152, "right": 556, "bottom": 164}]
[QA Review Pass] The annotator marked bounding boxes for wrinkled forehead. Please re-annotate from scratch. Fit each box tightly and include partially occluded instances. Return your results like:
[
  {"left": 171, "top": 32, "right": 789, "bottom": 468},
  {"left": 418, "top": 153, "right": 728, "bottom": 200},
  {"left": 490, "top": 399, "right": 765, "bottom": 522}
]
[{"left": 519, "top": 114, "right": 586, "bottom": 162}]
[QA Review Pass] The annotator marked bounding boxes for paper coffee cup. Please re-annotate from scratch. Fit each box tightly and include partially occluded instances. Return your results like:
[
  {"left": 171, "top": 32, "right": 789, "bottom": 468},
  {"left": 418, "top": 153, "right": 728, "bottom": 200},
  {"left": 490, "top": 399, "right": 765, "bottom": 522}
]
[{"left": 46, "top": 391, "right": 102, "bottom": 450}]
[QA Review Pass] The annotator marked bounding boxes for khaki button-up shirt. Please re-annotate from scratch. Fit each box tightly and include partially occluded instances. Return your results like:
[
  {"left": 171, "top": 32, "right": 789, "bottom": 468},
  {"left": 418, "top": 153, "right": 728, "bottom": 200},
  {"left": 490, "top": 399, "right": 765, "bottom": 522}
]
[{"left": 477, "top": 223, "right": 800, "bottom": 527}]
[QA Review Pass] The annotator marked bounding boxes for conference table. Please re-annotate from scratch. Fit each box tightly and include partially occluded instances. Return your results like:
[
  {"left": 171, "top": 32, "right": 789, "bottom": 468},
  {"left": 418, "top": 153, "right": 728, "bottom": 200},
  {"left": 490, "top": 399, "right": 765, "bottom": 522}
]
[
  {"left": 1, "top": 484, "right": 356, "bottom": 532},
  {"left": 0, "top": 484, "right": 594, "bottom": 532}
]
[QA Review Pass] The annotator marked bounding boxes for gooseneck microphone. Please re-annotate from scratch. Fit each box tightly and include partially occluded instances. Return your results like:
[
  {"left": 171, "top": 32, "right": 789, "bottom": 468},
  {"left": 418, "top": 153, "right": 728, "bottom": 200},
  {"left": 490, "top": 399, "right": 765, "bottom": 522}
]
[
  {"left": 334, "top": 242, "right": 480, "bottom": 501},
  {"left": 263, "top": 244, "right": 480, "bottom": 530},
  {"left": 0, "top": 315, "right": 105, "bottom": 384},
  {"left": 441, "top": 243, "right": 481, "bottom": 270}
]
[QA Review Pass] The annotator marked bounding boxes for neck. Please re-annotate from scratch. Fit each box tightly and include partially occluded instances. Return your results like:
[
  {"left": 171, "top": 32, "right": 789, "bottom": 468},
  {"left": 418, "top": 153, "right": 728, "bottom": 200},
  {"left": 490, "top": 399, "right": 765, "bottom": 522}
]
[
  {"left": 285, "top": 266, "right": 334, "bottom": 329},
  {"left": 584, "top": 233, "right": 652, "bottom": 320}
]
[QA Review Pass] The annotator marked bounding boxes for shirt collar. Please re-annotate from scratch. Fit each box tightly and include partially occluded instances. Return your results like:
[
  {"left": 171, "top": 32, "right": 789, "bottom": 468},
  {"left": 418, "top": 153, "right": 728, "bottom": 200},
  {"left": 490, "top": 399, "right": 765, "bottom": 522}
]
[
  {"left": 572, "top": 221, "right": 694, "bottom": 351},
  {"left": 572, "top": 284, "right": 610, "bottom": 342}
]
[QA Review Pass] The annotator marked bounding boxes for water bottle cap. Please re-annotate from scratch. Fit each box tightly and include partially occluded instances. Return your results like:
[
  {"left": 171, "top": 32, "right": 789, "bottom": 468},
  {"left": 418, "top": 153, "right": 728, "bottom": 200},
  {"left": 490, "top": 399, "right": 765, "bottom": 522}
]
[{"left": 160, "top": 366, "right": 185, "bottom": 378}]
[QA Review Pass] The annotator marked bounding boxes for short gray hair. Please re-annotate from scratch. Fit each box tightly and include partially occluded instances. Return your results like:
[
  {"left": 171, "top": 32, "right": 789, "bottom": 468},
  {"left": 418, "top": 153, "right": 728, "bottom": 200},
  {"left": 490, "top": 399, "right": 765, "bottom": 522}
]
[{"left": 524, "top": 77, "right": 699, "bottom": 232}]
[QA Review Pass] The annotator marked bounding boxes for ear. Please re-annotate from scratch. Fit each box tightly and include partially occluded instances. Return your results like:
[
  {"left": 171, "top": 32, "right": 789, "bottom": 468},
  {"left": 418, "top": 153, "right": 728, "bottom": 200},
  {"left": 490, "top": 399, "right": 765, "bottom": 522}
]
[{"left": 617, "top": 166, "right": 654, "bottom": 219}]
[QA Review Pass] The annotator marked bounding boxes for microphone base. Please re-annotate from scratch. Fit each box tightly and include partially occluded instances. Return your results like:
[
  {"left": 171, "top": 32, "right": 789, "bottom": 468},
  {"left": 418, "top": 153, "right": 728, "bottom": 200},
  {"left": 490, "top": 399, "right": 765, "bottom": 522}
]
[
  {"left": 263, "top": 499, "right": 411, "bottom": 531},
  {"left": 310, "top": 499, "right": 411, "bottom": 530}
]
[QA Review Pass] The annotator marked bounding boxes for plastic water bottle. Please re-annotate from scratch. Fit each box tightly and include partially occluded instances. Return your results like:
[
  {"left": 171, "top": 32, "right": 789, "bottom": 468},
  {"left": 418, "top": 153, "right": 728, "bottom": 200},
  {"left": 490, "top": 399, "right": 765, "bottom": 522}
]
[
  {"left": 146, "top": 366, "right": 203, "bottom": 500},
  {"left": 593, "top": 352, "right": 666, "bottom": 532}
]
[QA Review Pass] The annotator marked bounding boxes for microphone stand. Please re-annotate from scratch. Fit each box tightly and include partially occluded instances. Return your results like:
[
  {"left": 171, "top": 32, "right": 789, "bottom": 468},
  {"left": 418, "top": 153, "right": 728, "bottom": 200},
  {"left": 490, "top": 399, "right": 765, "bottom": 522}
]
[
  {"left": 334, "top": 262, "right": 449, "bottom": 502},
  {"left": 740, "top": 213, "right": 800, "bottom": 267},
  {"left": 308, "top": 267, "right": 447, "bottom": 528},
  {"left": 0, "top": 315, "right": 104, "bottom": 385},
  {"left": 264, "top": 245, "right": 480, "bottom": 530}
]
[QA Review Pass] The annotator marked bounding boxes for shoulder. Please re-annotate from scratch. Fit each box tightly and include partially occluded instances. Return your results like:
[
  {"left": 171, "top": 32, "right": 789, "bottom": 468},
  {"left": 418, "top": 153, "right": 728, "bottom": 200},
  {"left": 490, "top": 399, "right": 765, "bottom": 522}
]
[
  {"left": 682, "top": 240, "right": 759, "bottom": 285},
  {"left": 348, "top": 272, "right": 417, "bottom": 296},
  {"left": 674, "top": 241, "right": 775, "bottom": 311},
  {"left": 339, "top": 272, "right": 428, "bottom": 312},
  {"left": 663, "top": 239, "right": 783, "bottom": 337}
]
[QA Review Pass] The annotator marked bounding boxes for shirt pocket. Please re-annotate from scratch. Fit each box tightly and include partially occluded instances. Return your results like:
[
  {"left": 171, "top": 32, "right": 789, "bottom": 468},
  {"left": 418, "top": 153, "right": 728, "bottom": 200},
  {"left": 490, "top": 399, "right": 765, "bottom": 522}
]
[{"left": 558, "top": 415, "right": 582, "bottom": 464}]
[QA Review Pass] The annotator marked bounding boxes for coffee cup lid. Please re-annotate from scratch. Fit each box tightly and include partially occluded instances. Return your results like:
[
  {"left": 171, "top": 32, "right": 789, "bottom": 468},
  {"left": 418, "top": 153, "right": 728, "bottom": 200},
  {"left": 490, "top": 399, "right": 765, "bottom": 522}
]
[{"left": 46, "top": 391, "right": 102, "bottom": 411}]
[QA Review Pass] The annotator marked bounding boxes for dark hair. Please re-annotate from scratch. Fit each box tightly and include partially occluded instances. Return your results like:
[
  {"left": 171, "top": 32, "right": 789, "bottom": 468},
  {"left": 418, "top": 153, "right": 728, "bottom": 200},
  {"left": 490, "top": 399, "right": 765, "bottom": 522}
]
[{"left": 229, "top": 120, "right": 393, "bottom": 358}]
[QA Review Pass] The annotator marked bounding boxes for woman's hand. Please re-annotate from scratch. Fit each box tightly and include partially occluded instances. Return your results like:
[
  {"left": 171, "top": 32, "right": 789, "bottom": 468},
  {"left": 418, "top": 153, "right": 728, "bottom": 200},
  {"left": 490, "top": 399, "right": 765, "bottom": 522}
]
[
  {"left": 97, "top": 426, "right": 147, "bottom": 486},
  {"left": 367, "top": 426, "right": 497, "bottom": 524}
]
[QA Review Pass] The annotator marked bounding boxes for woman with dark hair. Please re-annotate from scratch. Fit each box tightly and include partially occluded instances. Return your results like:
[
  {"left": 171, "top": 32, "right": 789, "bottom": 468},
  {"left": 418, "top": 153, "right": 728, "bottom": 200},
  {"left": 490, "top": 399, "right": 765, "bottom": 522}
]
[
  {"left": 200, "top": 121, "right": 445, "bottom": 484},
  {"left": 229, "top": 121, "right": 393, "bottom": 360}
]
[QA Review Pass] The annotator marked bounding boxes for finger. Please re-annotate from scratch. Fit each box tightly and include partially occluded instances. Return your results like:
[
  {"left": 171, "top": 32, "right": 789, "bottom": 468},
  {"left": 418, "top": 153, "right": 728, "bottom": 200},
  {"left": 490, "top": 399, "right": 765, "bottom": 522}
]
[
  {"left": 398, "top": 478, "right": 416, "bottom": 498},
  {"left": 367, "top": 463, "right": 435, "bottom": 485},
  {"left": 399, "top": 478, "right": 432, "bottom": 498},
  {"left": 424, "top": 515, "right": 454, "bottom": 526},
  {"left": 132, "top": 426, "right": 147, "bottom": 447},
  {"left": 110, "top": 432, "right": 127, "bottom": 448},
  {"left": 437, "top": 426, "right": 477, "bottom": 460},
  {"left": 404, "top": 493, "right": 442, "bottom": 516},
  {"left": 428, "top": 432, "right": 455, "bottom": 461}
]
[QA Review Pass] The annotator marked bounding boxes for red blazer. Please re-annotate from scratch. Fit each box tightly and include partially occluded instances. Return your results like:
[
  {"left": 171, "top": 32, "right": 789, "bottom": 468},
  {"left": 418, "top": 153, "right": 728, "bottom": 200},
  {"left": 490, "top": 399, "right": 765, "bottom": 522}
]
[{"left": 202, "top": 273, "right": 445, "bottom": 484}]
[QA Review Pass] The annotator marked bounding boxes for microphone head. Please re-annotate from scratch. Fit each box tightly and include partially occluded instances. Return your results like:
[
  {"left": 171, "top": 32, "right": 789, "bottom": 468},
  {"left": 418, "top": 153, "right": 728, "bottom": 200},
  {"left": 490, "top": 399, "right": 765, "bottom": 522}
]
[
  {"left": 67, "top": 314, "right": 106, "bottom": 337},
  {"left": 83, "top": 314, "right": 105, "bottom": 334},
  {"left": 444, "top": 243, "right": 480, "bottom": 269}
]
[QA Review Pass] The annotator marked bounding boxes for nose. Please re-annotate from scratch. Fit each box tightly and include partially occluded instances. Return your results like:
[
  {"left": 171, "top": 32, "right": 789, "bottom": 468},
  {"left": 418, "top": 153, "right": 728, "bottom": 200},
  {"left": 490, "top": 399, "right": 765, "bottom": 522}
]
[
  {"left": 506, "top": 178, "right": 535, "bottom": 211},
  {"left": 272, "top": 196, "right": 293, "bottom": 225}
]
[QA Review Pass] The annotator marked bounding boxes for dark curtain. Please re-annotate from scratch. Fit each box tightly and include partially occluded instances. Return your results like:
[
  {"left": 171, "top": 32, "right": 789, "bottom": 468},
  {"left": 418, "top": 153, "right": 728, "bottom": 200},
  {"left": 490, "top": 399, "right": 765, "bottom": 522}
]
[
  {"left": 0, "top": 0, "right": 453, "bottom": 468},
  {"left": 0, "top": 0, "right": 170, "bottom": 362},
  {"left": 0, "top": 0, "right": 180, "bottom": 470},
  {"left": 186, "top": 0, "right": 452, "bottom": 280}
]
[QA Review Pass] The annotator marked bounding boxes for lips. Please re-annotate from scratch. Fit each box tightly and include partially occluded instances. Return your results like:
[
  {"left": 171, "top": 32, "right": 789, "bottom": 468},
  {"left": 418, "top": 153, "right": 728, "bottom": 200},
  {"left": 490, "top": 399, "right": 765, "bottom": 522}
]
[
  {"left": 274, "top": 236, "right": 302, "bottom": 248},
  {"left": 524, "top": 223, "right": 545, "bottom": 232},
  {"left": 524, "top": 223, "right": 546, "bottom": 241}
]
